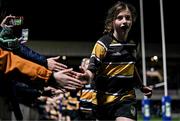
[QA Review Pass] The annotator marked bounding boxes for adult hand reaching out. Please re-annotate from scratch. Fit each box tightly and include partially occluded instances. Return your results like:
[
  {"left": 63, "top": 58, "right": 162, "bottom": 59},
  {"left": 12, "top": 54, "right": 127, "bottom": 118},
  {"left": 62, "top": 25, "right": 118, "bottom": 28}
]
[
  {"left": 47, "top": 56, "right": 67, "bottom": 71},
  {"left": 0, "top": 14, "right": 15, "bottom": 28},
  {"left": 52, "top": 68, "right": 84, "bottom": 91}
]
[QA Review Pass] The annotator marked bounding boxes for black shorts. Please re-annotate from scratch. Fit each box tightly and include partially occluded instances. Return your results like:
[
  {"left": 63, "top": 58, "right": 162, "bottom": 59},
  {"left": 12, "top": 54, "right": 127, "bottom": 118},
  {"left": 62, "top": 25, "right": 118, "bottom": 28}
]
[{"left": 93, "top": 99, "right": 137, "bottom": 120}]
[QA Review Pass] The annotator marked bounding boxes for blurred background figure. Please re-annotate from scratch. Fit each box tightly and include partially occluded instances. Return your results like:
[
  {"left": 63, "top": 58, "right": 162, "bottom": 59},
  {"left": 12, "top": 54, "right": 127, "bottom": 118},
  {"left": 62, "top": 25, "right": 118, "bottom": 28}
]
[
  {"left": 146, "top": 56, "right": 163, "bottom": 87},
  {"left": 78, "top": 58, "right": 96, "bottom": 121}
]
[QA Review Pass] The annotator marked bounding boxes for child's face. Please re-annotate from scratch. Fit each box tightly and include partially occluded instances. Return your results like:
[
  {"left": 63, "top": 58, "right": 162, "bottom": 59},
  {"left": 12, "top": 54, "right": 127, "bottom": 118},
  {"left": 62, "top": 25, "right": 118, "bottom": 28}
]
[{"left": 113, "top": 8, "right": 133, "bottom": 37}]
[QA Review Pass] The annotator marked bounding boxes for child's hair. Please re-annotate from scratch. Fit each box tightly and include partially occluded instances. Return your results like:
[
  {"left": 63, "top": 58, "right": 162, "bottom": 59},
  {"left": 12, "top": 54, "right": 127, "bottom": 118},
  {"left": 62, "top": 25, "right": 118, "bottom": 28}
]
[{"left": 103, "top": 1, "right": 137, "bottom": 34}]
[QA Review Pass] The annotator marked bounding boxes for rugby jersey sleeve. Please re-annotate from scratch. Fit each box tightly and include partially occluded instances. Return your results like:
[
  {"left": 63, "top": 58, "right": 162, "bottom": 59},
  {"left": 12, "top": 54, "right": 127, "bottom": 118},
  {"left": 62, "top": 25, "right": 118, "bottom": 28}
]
[{"left": 88, "top": 40, "right": 107, "bottom": 73}]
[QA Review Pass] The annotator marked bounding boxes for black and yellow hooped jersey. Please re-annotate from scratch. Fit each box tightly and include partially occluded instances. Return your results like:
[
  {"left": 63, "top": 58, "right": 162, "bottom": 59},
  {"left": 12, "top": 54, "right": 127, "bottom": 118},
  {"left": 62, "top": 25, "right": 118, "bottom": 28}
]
[
  {"left": 88, "top": 34, "right": 137, "bottom": 104},
  {"left": 79, "top": 84, "right": 96, "bottom": 111}
]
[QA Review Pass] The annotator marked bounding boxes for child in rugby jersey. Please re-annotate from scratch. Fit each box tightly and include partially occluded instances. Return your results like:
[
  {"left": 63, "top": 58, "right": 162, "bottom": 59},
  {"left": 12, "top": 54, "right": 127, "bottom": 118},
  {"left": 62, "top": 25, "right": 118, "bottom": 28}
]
[{"left": 77, "top": 1, "right": 152, "bottom": 121}]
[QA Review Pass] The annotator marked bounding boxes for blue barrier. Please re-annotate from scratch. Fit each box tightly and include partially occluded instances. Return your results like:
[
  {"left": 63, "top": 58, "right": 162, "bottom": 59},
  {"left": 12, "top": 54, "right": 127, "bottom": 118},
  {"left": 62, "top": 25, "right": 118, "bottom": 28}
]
[
  {"left": 162, "top": 96, "right": 171, "bottom": 121},
  {"left": 142, "top": 98, "right": 151, "bottom": 121}
]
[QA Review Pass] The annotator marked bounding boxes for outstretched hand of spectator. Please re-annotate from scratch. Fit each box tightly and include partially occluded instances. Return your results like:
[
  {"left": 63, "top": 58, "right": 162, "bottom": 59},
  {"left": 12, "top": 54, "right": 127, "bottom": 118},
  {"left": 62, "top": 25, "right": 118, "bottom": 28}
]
[
  {"left": 0, "top": 14, "right": 15, "bottom": 28},
  {"left": 53, "top": 68, "right": 84, "bottom": 90},
  {"left": 47, "top": 56, "right": 67, "bottom": 71}
]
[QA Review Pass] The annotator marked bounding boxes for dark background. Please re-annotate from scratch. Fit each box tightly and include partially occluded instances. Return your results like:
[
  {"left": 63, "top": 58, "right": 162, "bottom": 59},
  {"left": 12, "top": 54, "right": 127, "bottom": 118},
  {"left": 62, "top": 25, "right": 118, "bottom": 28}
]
[{"left": 0, "top": 0, "right": 179, "bottom": 44}]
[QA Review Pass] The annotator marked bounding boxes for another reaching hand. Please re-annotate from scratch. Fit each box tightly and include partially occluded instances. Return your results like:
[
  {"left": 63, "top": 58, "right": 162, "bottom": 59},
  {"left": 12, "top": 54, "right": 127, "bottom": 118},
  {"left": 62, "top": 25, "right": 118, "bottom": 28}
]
[
  {"left": 52, "top": 68, "right": 84, "bottom": 91},
  {"left": 47, "top": 56, "right": 67, "bottom": 71},
  {"left": 74, "top": 69, "right": 94, "bottom": 84},
  {"left": 0, "top": 15, "right": 15, "bottom": 28}
]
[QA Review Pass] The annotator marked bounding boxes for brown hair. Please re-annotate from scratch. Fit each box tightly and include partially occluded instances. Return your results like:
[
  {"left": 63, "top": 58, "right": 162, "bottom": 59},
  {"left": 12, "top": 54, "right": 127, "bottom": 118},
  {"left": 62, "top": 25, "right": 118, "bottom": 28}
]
[{"left": 103, "top": 1, "right": 137, "bottom": 34}]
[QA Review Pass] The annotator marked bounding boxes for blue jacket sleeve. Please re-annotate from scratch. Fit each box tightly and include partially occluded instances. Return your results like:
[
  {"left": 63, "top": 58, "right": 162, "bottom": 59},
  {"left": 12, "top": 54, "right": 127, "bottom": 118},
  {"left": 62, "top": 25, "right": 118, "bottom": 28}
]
[{"left": 14, "top": 44, "right": 48, "bottom": 67}]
